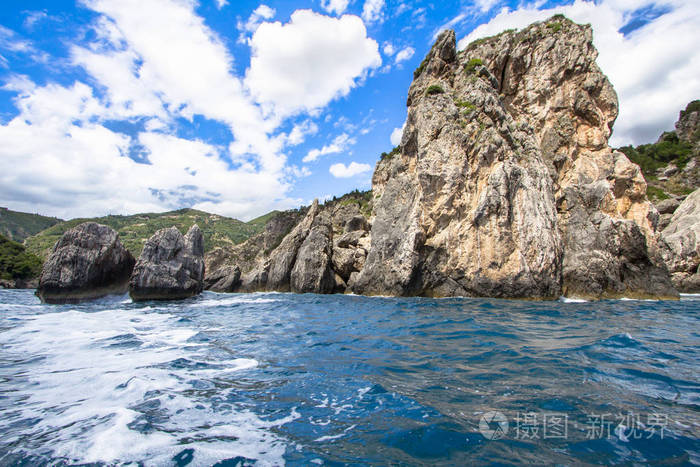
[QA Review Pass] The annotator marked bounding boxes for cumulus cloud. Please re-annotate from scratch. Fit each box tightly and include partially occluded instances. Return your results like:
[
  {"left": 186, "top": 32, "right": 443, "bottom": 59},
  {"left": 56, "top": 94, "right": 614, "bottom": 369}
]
[
  {"left": 303, "top": 133, "right": 356, "bottom": 163},
  {"left": 394, "top": 46, "right": 414, "bottom": 64},
  {"left": 214, "top": 0, "right": 228, "bottom": 9},
  {"left": 321, "top": 0, "right": 350, "bottom": 15},
  {"left": 457, "top": 0, "right": 700, "bottom": 146},
  {"left": 361, "top": 0, "right": 385, "bottom": 24},
  {"left": 246, "top": 10, "right": 381, "bottom": 118},
  {"left": 0, "top": 0, "right": 303, "bottom": 219},
  {"left": 390, "top": 121, "right": 405, "bottom": 146},
  {"left": 237, "top": 4, "right": 276, "bottom": 42},
  {"left": 329, "top": 161, "right": 372, "bottom": 178}
]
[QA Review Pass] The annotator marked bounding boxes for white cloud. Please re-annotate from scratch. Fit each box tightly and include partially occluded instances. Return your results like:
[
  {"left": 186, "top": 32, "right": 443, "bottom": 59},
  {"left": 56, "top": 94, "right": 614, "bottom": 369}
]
[
  {"left": 390, "top": 121, "right": 405, "bottom": 146},
  {"left": 246, "top": 10, "right": 381, "bottom": 118},
  {"left": 394, "top": 46, "right": 414, "bottom": 64},
  {"left": 361, "top": 0, "right": 385, "bottom": 24},
  {"left": 329, "top": 161, "right": 372, "bottom": 178},
  {"left": 303, "top": 133, "right": 355, "bottom": 163},
  {"left": 457, "top": 0, "right": 700, "bottom": 146},
  {"left": 215, "top": 0, "right": 227, "bottom": 9},
  {"left": 237, "top": 4, "right": 276, "bottom": 42},
  {"left": 23, "top": 11, "right": 49, "bottom": 30},
  {"left": 0, "top": 0, "right": 304, "bottom": 220},
  {"left": 321, "top": 0, "right": 350, "bottom": 15},
  {"left": 287, "top": 119, "right": 319, "bottom": 146},
  {"left": 382, "top": 42, "right": 395, "bottom": 56},
  {"left": 475, "top": 0, "right": 500, "bottom": 13},
  {"left": 0, "top": 25, "right": 49, "bottom": 64}
]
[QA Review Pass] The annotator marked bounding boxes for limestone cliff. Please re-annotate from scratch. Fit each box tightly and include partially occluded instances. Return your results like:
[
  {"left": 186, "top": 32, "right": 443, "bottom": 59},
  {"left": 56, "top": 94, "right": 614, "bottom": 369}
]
[
  {"left": 205, "top": 16, "right": 677, "bottom": 300},
  {"left": 351, "top": 30, "right": 562, "bottom": 298},
  {"left": 455, "top": 16, "right": 674, "bottom": 299}
]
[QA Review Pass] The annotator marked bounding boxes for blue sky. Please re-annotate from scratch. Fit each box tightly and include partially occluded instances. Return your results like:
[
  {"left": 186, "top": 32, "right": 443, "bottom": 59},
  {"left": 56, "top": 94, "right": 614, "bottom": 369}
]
[{"left": 0, "top": 0, "right": 697, "bottom": 220}]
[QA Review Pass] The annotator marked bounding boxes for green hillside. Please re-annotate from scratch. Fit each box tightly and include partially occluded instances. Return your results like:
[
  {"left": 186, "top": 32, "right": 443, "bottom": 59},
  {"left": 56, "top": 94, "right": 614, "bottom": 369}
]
[
  {"left": 25, "top": 208, "right": 268, "bottom": 259},
  {"left": 0, "top": 234, "right": 42, "bottom": 281},
  {"left": 0, "top": 207, "right": 62, "bottom": 242}
]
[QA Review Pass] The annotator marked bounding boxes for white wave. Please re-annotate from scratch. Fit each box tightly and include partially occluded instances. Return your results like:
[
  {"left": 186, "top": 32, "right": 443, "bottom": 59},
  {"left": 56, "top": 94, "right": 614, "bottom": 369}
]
[
  {"left": 0, "top": 307, "right": 292, "bottom": 466},
  {"left": 558, "top": 296, "right": 588, "bottom": 303},
  {"left": 680, "top": 293, "right": 700, "bottom": 300}
]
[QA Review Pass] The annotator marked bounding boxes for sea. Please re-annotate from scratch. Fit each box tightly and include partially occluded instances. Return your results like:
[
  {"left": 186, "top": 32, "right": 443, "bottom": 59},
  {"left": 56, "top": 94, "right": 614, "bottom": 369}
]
[{"left": 0, "top": 289, "right": 698, "bottom": 466}]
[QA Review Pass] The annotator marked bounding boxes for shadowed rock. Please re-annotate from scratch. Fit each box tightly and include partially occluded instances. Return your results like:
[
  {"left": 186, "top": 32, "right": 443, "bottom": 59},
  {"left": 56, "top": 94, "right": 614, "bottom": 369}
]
[
  {"left": 129, "top": 225, "right": 205, "bottom": 301},
  {"left": 36, "top": 222, "right": 135, "bottom": 304},
  {"left": 660, "top": 189, "right": 700, "bottom": 292}
]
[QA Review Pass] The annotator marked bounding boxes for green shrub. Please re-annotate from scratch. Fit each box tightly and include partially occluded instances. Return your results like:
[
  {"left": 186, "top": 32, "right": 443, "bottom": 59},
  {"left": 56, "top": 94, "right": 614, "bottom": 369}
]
[
  {"left": 464, "top": 58, "right": 483, "bottom": 74},
  {"left": 617, "top": 131, "right": 694, "bottom": 177},
  {"left": 546, "top": 22, "right": 562, "bottom": 33},
  {"left": 413, "top": 56, "right": 430, "bottom": 79},
  {"left": 425, "top": 84, "right": 445, "bottom": 96},
  {"left": 0, "top": 234, "right": 43, "bottom": 280},
  {"left": 681, "top": 100, "right": 700, "bottom": 118},
  {"left": 455, "top": 100, "right": 476, "bottom": 113},
  {"left": 380, "top": 146, "right": 401, "bottom": 161},
  {"left": 646, "top": 185, "right": 669, "bottom": 201}
]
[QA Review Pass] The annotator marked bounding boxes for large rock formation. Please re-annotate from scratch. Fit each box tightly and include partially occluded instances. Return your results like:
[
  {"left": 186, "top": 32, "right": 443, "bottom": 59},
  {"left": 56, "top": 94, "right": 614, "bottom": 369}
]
[
  {"left": 351, "top": 17, "right": 676, "bottom": 299},
  {"left": 659, "top": 188, "right": 700, "bottom": 292},
  {"left": 204, "top": 17, "right": 678, "bottom": 300},
  {"left": 351, "top": 30, "right": 562, "bottom": 298},
  {"left": 129, "top": 225, "right": 205, "bottom": 301},
  {"left": 36, "top": 222, "right": 135, "bottom": 303},
  {"left": 456, "top": 16, "right": 675, "bottom": 299}
]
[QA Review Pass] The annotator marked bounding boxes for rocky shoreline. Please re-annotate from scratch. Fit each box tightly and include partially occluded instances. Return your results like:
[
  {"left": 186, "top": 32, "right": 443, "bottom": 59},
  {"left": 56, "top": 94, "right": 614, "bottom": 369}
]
[{"left": 21, "top": 16, "right": 700, "bottom": 303}]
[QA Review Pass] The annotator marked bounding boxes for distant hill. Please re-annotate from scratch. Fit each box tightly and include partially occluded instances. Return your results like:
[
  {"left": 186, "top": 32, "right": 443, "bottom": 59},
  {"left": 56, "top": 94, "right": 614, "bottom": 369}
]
[
  {"left": 0, "top": 207, "right": 62, "bottom": 242},
  {"left": 25, "top": 208, "right": 269, "bottom": 259}
]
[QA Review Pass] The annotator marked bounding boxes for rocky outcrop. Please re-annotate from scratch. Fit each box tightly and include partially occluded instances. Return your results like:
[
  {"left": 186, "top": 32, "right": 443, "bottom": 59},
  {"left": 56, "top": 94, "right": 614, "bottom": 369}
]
[
  {"left": 36, "top": 222, "right": 135, "bottom": 303},
  {"left": 676, "top": 101, "right": 700, "bottom": 144},
  {"left": 204, "top": 194, "right": 371, "bottom": 294},
  {"left": 352, "top": 30, "right": 562, "bottom": 298},
  {"left": 129, "top": 225, "right": 205, "bottom": 301},
  {"left": 351, "top": 18, "right": 677, "bottom": 299},
  {"left": 659, "top": 188, "right": 700, "bottom": 292},
  {"left": 203, "top": 17, "right": 678, "bottom": 300}
]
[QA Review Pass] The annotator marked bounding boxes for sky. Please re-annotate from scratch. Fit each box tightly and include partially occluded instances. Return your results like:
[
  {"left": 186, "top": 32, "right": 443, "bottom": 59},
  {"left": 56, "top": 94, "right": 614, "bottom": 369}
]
[{"left": 0, "top": 0, "right": 698, "bottom": 221}]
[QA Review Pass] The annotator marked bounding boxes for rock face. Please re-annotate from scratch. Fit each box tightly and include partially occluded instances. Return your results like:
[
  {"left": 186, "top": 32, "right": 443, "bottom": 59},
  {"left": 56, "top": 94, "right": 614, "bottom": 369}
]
[
  {"left": 204, "top": 16, "right": 678, "bottom": 300},
  {"left": 461, "top": 17, "right": 676, "bottom": 299},
  {"left": 204, "top": 195, "right": 371, "bottom": 294},
  {"left": 36, "top": 222, "right": 135, "bottom": 303},
  {"left": 129, "top": 225, "right": 205, "bottom": 301},
  {"left": 352, "top": 30, "right": 562, "bottom": 298},
  {"left": 675, "top": 101, "right": 700, "bottom": 144},
  {"left": 660, "top": 188, "right": 700, "bottom": 292}
]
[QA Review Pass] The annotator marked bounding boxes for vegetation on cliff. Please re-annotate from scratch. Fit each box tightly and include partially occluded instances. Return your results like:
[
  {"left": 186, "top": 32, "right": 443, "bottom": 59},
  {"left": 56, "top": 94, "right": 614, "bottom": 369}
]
[{"left": 617, "top": 100, "right": 699, "bottom": 201}]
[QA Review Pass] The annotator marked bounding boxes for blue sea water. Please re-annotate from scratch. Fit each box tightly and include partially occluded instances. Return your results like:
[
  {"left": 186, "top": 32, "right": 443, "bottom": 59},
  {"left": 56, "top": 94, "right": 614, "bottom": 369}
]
[{"left": 0, "top": 289, "right": 698, "bottom": 466}]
